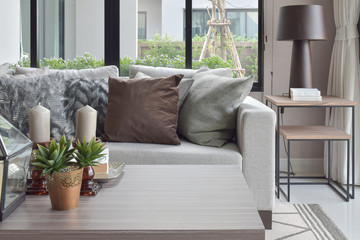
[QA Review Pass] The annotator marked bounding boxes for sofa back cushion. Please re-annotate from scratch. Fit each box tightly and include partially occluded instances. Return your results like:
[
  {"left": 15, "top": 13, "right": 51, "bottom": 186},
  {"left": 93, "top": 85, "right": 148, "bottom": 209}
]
[
  {"left": 178, "top": 72, "right": 254, "bottom": 147},
  {"left": 129, "top": 65, "right": 197, "bottom": 78},
  {"left": 103, "top": 75, "right": 183, "bottom": 145},
  {"left": 0, "top": 63, "right": 15, "bottom": 75}
]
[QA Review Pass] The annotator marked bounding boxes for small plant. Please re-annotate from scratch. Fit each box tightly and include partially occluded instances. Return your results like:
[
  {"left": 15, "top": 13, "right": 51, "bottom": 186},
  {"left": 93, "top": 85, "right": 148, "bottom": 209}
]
[
  {"left": 32, "top": 135, "right": 75, "bottom": 177},
  {"left": 73, "top": 137, "right": 107, "bottom": 168}
]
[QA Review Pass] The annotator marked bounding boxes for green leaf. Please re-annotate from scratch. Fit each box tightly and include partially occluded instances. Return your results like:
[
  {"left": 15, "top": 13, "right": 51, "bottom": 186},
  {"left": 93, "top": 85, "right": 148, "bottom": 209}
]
[
  {"left": 49, "top": 149, "right": 59, "bottom": 161},
  {"left": 37, "top": 145, "right": 50, "bottom": 157},
  {"left": 32, "top": 162, "right": 49, "bottom": 169},
  {"left": 34, "top": 155, "right": 50, "bottom": 165}
]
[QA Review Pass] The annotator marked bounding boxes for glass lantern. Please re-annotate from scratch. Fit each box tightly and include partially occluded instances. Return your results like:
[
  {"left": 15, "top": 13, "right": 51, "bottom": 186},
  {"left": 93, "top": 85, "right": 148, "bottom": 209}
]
[{"left": 0, "top": 116, "right": 32, "bottom": 221}]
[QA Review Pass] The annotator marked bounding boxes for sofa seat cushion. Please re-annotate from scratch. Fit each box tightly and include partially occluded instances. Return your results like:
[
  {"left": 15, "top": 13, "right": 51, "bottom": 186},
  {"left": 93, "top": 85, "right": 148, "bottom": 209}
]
[{"left": 106, "top": 139, "right": 242, "bottom": 165}]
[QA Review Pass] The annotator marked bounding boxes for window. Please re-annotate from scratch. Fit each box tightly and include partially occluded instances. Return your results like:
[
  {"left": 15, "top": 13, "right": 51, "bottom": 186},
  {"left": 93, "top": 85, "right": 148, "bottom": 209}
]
[{"left": 24, "top": 0, "right": 263, "bottom": 91}]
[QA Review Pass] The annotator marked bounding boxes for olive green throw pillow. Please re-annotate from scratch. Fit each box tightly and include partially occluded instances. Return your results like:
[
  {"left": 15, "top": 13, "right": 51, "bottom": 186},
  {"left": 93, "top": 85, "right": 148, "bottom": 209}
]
[{"left": 178, "top": 73, "right": 254, "bottom": 147}]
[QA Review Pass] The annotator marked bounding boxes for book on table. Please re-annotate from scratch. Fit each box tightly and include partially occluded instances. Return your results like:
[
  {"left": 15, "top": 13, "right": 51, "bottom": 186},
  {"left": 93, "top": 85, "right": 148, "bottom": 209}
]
[{"left": 290, "top": 88, "right": 322, "bottom": 101}]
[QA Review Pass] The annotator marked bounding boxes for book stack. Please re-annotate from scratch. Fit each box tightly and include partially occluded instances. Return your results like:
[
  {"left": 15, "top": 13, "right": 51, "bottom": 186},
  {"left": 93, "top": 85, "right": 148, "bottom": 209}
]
[
  {"left": 92, "top": 148, "right": 109, "bottom": 178},
  {"left": 290, "top": 88, "right": 322, "bottom": 101}
]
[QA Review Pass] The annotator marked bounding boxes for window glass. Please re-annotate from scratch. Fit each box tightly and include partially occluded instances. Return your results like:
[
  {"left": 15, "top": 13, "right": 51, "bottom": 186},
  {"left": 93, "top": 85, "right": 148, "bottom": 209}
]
[
  {"left": 63, "top": 0, "right": 104, "bottom": 66},
  {"left": 138, "top": 12, "right": 146, "bottom": 40},
  {"left": 20, "top": 0, "right": 31, "bottom": 64},
  {"left": 227, "top": 11, "right": 245, "bottom": 38},
  {"left": 191, "top": 1, "right": 259, "bottom": 81},
  {"left": 38, "top": 0, "right": 62, "bottom": 60},
  {"left": 246, "top": 11, "right": 258, "bottom": 38},
  {"left": 120, "top": 0, "right": 185, "bottom": 77}
]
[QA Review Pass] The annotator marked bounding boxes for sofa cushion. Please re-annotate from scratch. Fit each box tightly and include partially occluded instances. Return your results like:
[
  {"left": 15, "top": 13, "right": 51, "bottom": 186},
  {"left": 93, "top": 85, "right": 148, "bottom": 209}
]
[
  {"left": 0, "top": 72, "right": 67, "bottom": 140},
  {"left": 0, "top": 63, "right": 14, "bottom": 75},
  {"left": 178, "top": 73, "right": 254, "bottom": 147},
  {"left": 195, "top": 66, "right": 234, "bottom": 78},
  {"left": 129, "top": 65, "right": 234, "bottom": 79},
  {"left": 130, "top": 65, "right": 197, "bottom": 78},
  {"left": 134, "top": 71, "right": 194, "bottom": 109},
  {"left": 58, "top": 66, "right": 119, "bottom": 137},
  {"left": 106, "top": 139, "right": 242, "bottom": 165},
  {"left": 103, "top": 75, "right": 183, "bottom": 145},
  {"left": 15, "top": 66, "right": 118, "bottom": 79},
  {"left": 14, "top": 66, "right": 50, "bottom": 76}
]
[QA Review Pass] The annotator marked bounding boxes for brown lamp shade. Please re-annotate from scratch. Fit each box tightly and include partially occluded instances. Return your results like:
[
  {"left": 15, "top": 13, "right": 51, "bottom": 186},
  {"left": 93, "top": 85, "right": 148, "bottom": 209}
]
[{"left": 277, "top": 5, "right": 327, "bottom": 41}]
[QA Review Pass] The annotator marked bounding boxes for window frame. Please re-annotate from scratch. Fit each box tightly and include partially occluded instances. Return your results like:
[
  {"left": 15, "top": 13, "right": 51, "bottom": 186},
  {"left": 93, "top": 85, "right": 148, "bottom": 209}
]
[{"left": 30, "top": 0, "right": 263, "bottom": 92}]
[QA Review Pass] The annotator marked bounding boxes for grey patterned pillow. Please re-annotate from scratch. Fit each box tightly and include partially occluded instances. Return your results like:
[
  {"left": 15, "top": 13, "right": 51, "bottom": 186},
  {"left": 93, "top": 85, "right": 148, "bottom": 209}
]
[
  {"left": 63, "top": 77, "right": 108, "bottom": 138},
  {"left": 0, "top": 72, "right": 68, "bottom": 140}
]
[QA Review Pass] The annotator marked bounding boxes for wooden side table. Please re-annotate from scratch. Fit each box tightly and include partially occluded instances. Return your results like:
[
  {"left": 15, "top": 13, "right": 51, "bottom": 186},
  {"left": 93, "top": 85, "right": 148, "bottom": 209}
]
[{"left": 265, "top": 95, "right": 356, "bottom": 202}]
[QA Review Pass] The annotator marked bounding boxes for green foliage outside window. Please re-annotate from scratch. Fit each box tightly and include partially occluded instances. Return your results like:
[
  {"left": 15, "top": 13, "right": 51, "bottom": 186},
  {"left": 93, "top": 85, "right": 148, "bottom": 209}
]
[{"left": 13, "top": 35, "right": 258, "bottom": 80}]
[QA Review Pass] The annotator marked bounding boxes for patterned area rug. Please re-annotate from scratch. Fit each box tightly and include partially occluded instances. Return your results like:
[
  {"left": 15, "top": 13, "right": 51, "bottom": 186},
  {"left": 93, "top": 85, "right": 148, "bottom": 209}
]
[{"left": 266, "top": 204, "right": 347, "bottom": 240}]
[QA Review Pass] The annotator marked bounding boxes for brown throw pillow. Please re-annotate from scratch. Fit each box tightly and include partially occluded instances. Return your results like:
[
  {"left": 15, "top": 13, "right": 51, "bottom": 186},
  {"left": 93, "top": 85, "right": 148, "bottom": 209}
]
[{"left": 103, "top": 75, "right": 183, "bottom": 145}]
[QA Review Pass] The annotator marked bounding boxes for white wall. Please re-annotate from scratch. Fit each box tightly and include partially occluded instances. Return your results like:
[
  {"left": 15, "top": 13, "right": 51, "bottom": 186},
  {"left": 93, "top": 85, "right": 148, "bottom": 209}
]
[
  {"left": 75, "top": 0, "right": 104, "bottom": 59},
  {"left": 120, "top": 0, "right": 138, "bottom": 59},
  {"left": 0, "top": 0, "right": 20, "bottom": 63},
  {"left": 138, "top": 0, "right": 161, "bottom": 39}
]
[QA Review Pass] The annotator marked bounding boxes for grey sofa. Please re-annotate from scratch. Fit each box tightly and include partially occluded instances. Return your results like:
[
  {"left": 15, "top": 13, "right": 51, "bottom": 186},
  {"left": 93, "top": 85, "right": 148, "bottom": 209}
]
[{"left": 105, "top": 65, "right": 276, "bottom": 229}]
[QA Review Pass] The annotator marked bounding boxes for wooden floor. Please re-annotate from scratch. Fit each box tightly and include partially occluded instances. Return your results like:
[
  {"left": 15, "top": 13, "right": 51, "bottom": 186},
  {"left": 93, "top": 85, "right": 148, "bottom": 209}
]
[{"left": 0, "top": 165, "right": 264, "bottom": 240}]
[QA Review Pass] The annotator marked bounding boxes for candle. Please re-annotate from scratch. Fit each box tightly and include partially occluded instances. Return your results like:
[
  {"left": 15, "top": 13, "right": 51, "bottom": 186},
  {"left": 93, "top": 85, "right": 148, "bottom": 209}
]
[
  {"left": 75, "top": 105, "right": 97, "bottom": 143},
  {"left": 29, "top": 103, "right": 50, "bottom": 143}
]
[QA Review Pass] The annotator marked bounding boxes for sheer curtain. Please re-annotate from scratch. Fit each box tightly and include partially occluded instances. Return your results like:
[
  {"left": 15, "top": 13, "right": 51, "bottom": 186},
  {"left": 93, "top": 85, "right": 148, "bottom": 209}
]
[{"left": 325, "top": 0, "right": 360, "bottom": 185}]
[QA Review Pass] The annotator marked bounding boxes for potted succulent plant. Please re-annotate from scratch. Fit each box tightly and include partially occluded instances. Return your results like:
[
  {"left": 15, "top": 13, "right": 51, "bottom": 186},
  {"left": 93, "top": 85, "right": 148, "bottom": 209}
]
[
  {"left": 32, "top": 135, "right": 79, "bottom": 210},
  {"left": 32, "top": 136, "right": 106, "bottom": 210}
]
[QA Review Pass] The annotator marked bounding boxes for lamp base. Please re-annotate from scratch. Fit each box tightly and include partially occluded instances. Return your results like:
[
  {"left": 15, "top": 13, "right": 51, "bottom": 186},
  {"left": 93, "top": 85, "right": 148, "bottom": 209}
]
[{"left": 289, "top": 40, "right": 313, "bottom": 97}]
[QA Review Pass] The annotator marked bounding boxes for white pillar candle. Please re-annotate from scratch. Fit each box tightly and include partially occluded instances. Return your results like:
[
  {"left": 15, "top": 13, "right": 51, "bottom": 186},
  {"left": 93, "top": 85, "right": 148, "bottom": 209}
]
[
  {"left": 29, "top": 103, "right": 50, "bottom": 143},
  {"left": 75, "top": 105, "right": 97, "bottom": 143}
]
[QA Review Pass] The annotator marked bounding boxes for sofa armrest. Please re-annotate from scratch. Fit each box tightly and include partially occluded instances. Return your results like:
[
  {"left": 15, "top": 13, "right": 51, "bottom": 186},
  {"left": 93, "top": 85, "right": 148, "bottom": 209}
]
[{"left": 236, "top": 96, "right": 275, "bottom": 211}]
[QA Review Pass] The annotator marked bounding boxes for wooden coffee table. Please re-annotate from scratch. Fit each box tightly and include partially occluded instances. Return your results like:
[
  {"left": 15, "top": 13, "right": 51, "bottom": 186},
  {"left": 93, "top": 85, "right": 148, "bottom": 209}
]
[{"left": 0, "top": 165, "right": 264, "bottom": 240}]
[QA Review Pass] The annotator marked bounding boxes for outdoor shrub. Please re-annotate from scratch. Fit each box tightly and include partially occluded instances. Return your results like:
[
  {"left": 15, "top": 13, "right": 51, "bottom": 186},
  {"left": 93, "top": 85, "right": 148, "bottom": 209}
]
[{"left": 12, "top": 35, "right": 258, "bottom": 79}]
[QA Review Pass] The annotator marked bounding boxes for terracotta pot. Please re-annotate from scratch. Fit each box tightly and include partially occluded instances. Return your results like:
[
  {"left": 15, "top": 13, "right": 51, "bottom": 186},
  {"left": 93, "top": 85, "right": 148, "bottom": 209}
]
[{"left": 46, "top": 168, "right": 84, "bottom": 210}]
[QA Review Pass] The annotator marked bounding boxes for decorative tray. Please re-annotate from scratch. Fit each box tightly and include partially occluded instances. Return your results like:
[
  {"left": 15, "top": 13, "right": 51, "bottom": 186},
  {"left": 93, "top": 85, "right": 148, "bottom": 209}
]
[{"left": 93, "top": 162, "right": 125, "bottom": 183}]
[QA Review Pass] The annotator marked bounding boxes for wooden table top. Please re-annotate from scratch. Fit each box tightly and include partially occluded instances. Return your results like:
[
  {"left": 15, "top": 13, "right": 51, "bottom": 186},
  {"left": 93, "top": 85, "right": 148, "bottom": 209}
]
[
  {"left": 265, "top": 95, "right": 356, "bottom": 107},
  {"left": 0, "top": 165, "right": 264, "bottom": 240}
]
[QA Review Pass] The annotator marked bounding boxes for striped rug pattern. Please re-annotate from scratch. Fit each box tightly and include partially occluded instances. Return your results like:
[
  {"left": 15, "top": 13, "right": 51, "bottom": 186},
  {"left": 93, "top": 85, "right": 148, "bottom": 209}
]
[{"left": 266, "top": 204, "right": 347, "bottom": 240}]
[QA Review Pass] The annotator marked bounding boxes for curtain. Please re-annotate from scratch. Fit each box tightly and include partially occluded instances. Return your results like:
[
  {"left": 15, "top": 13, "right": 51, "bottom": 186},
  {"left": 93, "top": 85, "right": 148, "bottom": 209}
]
[{"left": 325, "top": 0, "right": 360, "bottom": 185}]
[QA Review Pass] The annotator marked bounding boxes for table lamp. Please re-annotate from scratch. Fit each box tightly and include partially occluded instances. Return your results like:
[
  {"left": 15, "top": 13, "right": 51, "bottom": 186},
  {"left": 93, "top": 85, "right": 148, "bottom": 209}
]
[{"left": 277, "top": 5, "right": 327, "bottom": 96}]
